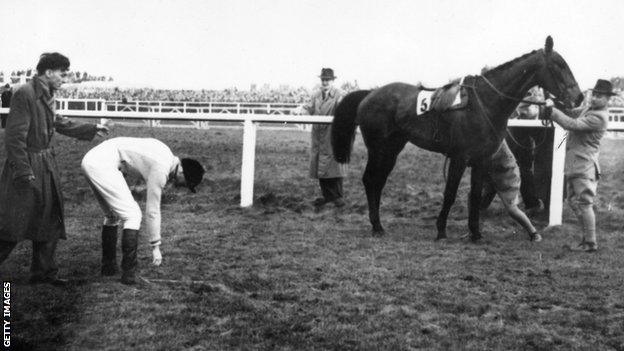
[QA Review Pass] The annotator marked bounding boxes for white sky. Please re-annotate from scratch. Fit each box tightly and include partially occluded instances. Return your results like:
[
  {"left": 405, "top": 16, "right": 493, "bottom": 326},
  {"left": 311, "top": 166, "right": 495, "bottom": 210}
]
[{"left": 1, "top": 0, "right": 622, "bottom": 90}]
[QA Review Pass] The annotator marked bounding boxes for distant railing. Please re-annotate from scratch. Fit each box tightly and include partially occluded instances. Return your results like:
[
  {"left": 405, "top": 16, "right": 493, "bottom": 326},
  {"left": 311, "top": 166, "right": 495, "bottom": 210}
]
[
  {"left": 53, "top": 98, "right": 309, "bottom": 131},
  {"left": 55, "top": 99, "right": 300, "bottom": 114}
]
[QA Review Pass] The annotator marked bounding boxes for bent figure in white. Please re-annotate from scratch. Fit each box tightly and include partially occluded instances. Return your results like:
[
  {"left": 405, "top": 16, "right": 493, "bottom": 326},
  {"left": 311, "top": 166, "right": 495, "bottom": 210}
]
[{"left": 81, "top": 137, "right": 205, "bottom": 284}]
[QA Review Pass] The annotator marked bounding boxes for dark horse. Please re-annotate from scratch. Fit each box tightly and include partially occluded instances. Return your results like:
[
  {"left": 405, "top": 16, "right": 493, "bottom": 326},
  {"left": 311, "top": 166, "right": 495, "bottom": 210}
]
[{"left": 331, "top": 36, "right": 583, "bottom": 240}]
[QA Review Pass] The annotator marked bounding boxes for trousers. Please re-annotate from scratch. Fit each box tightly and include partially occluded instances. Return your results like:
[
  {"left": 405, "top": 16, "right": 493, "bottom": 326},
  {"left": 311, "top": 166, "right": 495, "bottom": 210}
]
[
  {"left": 81, "top": 152, "right": 142, "bottom": 231},
  {"left": 566, "top": 176, "right": 598, "bottom": 244},
  {"left": 0, "top": 239, "right": 59, "bottom": 280}
]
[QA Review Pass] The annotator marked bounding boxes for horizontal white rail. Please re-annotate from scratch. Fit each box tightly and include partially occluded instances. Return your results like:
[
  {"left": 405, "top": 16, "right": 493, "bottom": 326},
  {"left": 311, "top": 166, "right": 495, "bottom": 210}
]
[{"left": 1, "top": 107, "right": 622, "bottom": 228}]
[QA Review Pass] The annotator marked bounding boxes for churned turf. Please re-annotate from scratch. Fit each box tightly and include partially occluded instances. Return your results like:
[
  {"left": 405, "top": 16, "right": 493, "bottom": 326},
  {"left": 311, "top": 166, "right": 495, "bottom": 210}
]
[{"left": 1, "top": 126, "right": 623, "bottom": 350}]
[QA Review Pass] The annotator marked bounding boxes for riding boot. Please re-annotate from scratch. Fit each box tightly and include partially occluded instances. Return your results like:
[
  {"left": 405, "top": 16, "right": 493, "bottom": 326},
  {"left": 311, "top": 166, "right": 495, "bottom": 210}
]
[
  {"left": 101, "top": 225, "right": 118, "bottom": 276},
  {"left": 121, "top": 229, "right": 139, "bottom": 285}
]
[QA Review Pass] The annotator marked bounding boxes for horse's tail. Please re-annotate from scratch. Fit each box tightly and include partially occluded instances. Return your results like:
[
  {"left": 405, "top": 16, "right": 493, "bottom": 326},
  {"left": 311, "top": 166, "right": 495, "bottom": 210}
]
[{"left": 331, "top": 89, "right": 371, "bottom": 163}]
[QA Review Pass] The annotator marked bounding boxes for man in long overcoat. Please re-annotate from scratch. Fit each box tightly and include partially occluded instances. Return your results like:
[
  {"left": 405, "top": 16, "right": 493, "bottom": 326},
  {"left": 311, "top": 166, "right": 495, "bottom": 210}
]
[
  {"left": 1, "top": 84, "right": 12, "bottom": 128},
  {"left": 0, "top": 53, "right": 109, "bottom": 285},
  {"left": 296, "top": 68, "right": 346, "bottom": 208}
]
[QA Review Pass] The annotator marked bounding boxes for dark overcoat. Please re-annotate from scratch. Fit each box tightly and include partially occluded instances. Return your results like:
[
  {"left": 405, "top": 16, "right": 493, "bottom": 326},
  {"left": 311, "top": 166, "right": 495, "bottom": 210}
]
[
  {"left": 303, "top": 86, "right": 348, "bottom": 179},
  {"left": 0, "top": 77, "right": 97, "bottom": 242}
]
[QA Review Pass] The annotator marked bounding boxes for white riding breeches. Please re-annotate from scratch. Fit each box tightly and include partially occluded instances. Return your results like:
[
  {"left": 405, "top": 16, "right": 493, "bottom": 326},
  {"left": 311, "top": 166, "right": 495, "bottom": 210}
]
[{"left": 81, "top": 151, "right": 142, "bottom": 230}]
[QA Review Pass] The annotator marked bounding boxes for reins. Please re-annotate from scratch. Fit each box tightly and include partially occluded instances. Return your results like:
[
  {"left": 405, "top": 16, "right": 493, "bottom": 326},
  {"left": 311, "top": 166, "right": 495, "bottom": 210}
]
[
  {"left": 479, "top": 75, "right": 547, "bottom": 106},
  {"left": 466, "top": 75, "right": 556, "bottom": 151}
]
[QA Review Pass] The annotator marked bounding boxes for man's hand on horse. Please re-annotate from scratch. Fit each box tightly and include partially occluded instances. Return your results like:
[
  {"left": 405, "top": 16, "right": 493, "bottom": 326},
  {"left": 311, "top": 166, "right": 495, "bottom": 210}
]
[{"left": 539, "top": 99, "right": 554, "bottom": 120}]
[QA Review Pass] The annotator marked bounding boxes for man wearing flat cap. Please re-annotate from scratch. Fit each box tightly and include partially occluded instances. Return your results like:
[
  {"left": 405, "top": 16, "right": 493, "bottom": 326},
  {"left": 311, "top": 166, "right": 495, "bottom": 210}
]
[
  {"left": 294, "top": 68, "right": 346, "bottom": 208},
  {"left": 543, "top": 79, "right": 615, "bottom": 252},
  {"left": 0, "top": 52, "right": 110, "bottom": 286},
  {"left": 81, "top": 137, "right": 205, "bottom": 284}
]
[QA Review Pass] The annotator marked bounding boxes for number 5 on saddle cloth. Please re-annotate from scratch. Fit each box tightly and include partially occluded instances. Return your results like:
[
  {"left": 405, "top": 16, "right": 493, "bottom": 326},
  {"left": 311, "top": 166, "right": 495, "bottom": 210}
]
[{"left": 414, "top": 77, "right": 469, "bottom": 143}]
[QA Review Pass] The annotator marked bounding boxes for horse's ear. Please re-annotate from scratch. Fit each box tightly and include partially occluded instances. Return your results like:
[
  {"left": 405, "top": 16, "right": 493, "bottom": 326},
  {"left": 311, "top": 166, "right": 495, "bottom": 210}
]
[{"left": 545, "top": 36, "right": 554, "bottom": 54}]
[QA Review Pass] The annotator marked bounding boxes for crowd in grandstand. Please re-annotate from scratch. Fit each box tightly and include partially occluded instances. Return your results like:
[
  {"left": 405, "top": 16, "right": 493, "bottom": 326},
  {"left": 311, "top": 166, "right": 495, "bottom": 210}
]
[
  {"left": 56, "top": 86, "right": 315, "bottom": 103},
  {"left": 0, "top": 70, "right": 363, "bottom": 103},
  {"left": 54, "top": 81, "right": 361, "bottom": 103},
  {"left": 0, "top": 69, "right": 110, "bottom": 85},
  {"left": 2, "top": 69, "right": 623, "bottom": 106}
]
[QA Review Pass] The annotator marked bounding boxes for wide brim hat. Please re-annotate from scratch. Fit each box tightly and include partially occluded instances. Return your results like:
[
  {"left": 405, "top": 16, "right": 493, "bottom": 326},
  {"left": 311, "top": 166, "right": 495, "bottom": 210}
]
[
  {"left": 181, "top": 158, "right": 205, "bottom": 193},
  {"left": 591, "top": 79, "right": 617, "bottom": 96},
  {"left": 319, "top": 68, "right": 337, "bottom": 80}
]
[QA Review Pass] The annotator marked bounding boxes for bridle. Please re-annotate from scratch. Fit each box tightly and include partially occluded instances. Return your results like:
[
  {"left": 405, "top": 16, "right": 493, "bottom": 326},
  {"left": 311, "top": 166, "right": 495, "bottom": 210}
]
[{"left": 461, "top": 74, "right": 556, "bottom": 152}]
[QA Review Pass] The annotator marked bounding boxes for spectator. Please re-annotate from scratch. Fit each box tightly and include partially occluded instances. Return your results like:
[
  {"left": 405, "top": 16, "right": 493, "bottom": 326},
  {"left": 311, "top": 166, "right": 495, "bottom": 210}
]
[
  {"left": 1, "top": 84, "right": 12, "bottom": 128},
  {"left": 0, "top": 52, "right": 110, "bottom": 286},
  {"left": 294, "top": 68, "right": 347, "bottom": 208}
]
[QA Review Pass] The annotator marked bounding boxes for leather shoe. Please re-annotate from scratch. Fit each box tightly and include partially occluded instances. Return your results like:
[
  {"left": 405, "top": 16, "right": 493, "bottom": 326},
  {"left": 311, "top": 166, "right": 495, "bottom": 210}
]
[
  {"left": 529, "top": 232, "right": 542, "bottom": 242},
  {"left": 569, "top": 241, "right": 597, "bottom": 252},
  {"left": 333, "top": 198, "right": 346, "bottom": 208},
  {"left": 312, "top": 197, "right": 328, "bottom": 207},
  {"left": 583, "top": 242, "right": 597, "bottom": 252}
]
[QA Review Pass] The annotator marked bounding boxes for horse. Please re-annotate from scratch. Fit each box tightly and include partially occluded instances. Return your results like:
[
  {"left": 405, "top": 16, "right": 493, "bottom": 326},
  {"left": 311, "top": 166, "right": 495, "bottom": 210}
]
[{"left": 331, "top": 36, "right": 583, "bottom": 241}]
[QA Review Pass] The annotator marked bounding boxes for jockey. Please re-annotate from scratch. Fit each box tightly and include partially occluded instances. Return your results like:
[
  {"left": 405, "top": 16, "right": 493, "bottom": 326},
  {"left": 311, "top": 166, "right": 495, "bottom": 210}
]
[{"left": 81, "top": 137, "right": 204, "bottom": 284}]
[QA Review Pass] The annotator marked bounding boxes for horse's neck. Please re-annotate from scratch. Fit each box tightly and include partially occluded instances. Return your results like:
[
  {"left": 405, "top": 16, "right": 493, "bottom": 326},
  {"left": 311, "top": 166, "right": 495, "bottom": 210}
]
[{"left": 478, "top": 58, "right": 539, "bottom": 128}]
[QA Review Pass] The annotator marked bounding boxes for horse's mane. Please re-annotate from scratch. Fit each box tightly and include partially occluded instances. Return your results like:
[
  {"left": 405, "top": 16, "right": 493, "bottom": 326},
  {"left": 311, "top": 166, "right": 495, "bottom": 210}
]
[
  {"left": 484, "top": 49, "right": 542, "bottom": 77},
  {"left": 443, "top": 78, "right": 461, "bottom": 88}
]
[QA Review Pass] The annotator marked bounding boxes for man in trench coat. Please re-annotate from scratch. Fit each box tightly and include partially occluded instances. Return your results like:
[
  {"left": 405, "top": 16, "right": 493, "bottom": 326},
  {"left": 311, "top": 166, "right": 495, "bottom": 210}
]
[
  {"left": 0, "top": 53, "right": 109, "bottom": 285},
  {"left": 1, "top": 84, "right": 12, "bottom": 129},
  {"left": 295, "top": 68, "right": 347, "bottom": 208}
]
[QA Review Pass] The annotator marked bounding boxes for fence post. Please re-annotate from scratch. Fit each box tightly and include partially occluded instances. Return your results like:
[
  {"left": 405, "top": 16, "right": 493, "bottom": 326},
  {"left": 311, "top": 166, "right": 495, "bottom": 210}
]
[
  {"left": 240, "top": 118, "right": 257, "bottom": 207},
  {"left": 99, "top": 99, "right": 106, "bottom": 125},
  {"left": 548, "top": 125, "right": 567, "bottom": 226}
]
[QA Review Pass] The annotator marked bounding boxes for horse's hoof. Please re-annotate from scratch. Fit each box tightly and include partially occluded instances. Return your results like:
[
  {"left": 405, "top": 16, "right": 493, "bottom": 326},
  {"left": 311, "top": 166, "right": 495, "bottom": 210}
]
[
  {"left": 470, "top": 235, "right": 483, "bottom": 243},
  {"left": 372, "top": 228, "right": 385, "bottom": 237},
  {"left": 435, "top": 235, "right": 447, "bottom": 241}
]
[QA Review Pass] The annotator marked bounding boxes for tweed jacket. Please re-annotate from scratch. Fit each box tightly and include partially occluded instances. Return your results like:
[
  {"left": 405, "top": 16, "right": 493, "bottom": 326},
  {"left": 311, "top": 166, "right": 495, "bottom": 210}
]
[{"left": 551, "top": 106, "right": 608, "bottom": 180}]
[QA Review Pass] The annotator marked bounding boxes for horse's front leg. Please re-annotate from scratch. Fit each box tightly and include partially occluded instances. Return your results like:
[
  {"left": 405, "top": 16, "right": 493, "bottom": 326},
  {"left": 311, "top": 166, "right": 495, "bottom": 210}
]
[
  {"left": 436, "top": 157, "right": 466, "bottom": 240},
  {"left": 468, "top": 161, "right": 486, "bottom": 241}
]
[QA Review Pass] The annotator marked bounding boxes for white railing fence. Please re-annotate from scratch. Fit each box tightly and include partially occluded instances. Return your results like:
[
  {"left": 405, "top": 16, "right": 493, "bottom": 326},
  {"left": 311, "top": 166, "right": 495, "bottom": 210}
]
[
  {"left": 2, "top": 106, "right": 624, "bottom": 229},
  {"left": 52, "top": 99, "right": 311, "bottom": 131}
]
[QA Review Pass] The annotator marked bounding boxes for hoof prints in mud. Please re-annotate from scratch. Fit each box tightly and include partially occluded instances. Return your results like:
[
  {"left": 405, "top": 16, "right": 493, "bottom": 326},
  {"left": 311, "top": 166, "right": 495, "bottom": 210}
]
[{"left": 258, "top": 191, "right": 309, "bottom": 213}]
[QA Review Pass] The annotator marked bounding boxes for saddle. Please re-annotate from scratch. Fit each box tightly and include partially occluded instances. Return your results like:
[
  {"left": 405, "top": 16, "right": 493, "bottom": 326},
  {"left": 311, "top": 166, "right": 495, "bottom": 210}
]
[
  {"left": 417, "top": 77, "right": 468, "bottom": 115},
  {"left": 413, "top": 77, "right": 470, "bottom": 145}
]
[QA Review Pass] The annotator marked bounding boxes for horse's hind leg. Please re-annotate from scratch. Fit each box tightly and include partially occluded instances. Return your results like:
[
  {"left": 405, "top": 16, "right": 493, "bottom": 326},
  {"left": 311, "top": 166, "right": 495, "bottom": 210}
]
[
  {"left": 363, "top": 135, "right": 407, "bottom": 236},
  {"left": 435, "top": 157, "right": 466, "bottom": 240}
]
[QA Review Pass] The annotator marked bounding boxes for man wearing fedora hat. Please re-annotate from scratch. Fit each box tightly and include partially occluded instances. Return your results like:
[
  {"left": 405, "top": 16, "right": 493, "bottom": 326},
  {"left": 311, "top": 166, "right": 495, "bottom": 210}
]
[
  {"left": 294, "top": 68, "right": 347, "bottom": 208},
  {"left": 81, "top": 137, "right": 205, "bottom": 284},
  {"left": 1, "top": 83, "right": 12, "bottom": 129},
  {"left": 543, "top": 79, "right": 615, "bottom": 252}
]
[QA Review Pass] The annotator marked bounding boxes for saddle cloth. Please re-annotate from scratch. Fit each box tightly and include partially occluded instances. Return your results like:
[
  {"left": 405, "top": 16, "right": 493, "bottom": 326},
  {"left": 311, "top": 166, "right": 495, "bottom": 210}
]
[{"left": 416, "top": 77, "right": 468, "bottom": 115}]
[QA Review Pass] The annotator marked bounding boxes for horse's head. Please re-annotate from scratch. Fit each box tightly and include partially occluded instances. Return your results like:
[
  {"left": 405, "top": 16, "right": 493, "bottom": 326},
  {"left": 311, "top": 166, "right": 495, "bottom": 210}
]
[{"left": 535, "top": 36, "right": 583, "bottom": 109}]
